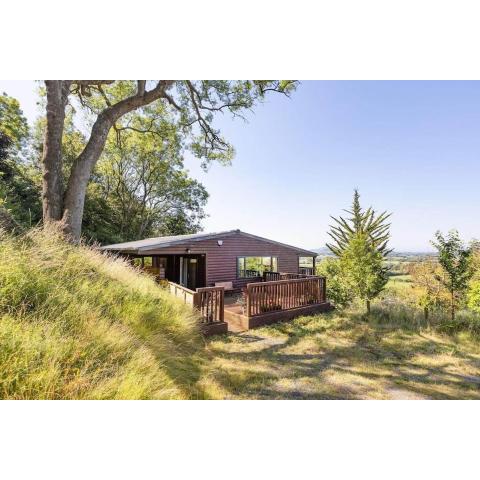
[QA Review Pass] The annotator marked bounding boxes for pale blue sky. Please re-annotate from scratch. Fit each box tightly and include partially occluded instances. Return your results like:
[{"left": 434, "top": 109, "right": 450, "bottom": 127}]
[{"left": 1, "top": 80, "right": 479, "bottom": 251}]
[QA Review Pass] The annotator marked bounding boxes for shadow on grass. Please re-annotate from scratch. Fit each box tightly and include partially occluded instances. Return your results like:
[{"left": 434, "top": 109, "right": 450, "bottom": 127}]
[{"left": 205, "top": 310, "right": 480, "bottom": 399}]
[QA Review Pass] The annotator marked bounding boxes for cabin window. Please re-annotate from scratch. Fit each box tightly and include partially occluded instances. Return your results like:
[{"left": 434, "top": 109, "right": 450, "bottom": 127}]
[
  {"left": 143, "top": 257, "right": 153, "bottom": 267},
  {"left": 132, "top": 256, "right": 153, "bottom": 268},
  {"left": 237, "top": 256, "right": 278, "bottom": 278},
  {"left": 299, "top": 256, "right": 314, "bottom": 268},
  {"left": 298, "top": 256, "right": 315, "bottom": 274}
]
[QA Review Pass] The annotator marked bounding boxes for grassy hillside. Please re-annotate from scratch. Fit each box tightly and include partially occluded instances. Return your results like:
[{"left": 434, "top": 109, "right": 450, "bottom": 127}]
[
  {"left": 2, "top": 227, "right": 478, "bottom": 400},
  {"left": 0, "top": 227, "right": 209, "bottom": 399}
]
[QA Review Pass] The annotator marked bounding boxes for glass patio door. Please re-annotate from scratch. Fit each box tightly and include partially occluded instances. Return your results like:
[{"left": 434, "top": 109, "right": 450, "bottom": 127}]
[{"left": 179, "top": 256, "right": 198, "bottom": 290}]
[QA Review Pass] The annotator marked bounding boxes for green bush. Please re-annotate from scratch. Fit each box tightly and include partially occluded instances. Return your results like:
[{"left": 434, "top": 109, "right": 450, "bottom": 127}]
[
  {"left": 0, "top": 227, "right": 208, "bottom": 399},
  {"left": 436, "top": 309, "right": 480, "bottom": 336},
  {"left": 467, "top": 280, "right": 480, "bottom": 314},
  {"left": 365, "top": 297, "right": 480, "bottom": 337},
  {"left": 316, "top": 257, "right": 353, "bottom": 309}
]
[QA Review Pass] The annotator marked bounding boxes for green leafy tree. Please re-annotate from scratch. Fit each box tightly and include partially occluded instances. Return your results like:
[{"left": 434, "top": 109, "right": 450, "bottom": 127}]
[
  {"left": 467, "top": 242, "right": 480, "bottom": 313},
  {"left": 0, "top": 93, "right": 29, "bottom": 151},
  {"left": 0, "top": 132, "right": 12, "bottom": 162},
  {"left": 316, "top": 257, "right": 354, "bottom": 308},
  {"left": 84, "top": 129, "right": 208, "bottom": 243},
  {"left": 327, "top": 189, "right": 392, "bottom": 257},
  {"left": 0, "top": 94, "right": 42, "bottom": 229},
  {"left": 33, "top": 106, "right": 209, "bottom": 244},
  {"left": 467, "top": 281, "right": 480, "bottom": 313},
  {"left": 340, "top": 233, "right": 389, "bottom": 314},
  {"left": 407, "top": 260, "right": 449, "bottom": 323},
  {"left": 471, "top": 241, "right": 480, "bottom": 279},
  {"left": 40, "top": 80, "right": 297, "bottom": 240},
  {"left": 432, "top": 230, "right": 474, "bottom": 321}
]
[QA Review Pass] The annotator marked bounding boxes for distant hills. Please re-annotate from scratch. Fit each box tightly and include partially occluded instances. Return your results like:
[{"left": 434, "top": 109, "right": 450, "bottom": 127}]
[
  {"left": 310, "top": 247, "right": 333, "bottom": 256},
  {"left": 310, "top": 247, "right": 437, "bottom": 259}
]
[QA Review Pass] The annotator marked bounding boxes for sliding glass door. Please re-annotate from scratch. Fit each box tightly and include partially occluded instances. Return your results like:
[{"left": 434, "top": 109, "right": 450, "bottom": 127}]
[{"left": 179, "top": 256, "right": 198, "bottom": 290}]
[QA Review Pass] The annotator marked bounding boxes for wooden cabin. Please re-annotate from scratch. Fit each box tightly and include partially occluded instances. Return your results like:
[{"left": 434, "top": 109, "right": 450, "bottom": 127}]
[
  {"left": 100, "top": 229, "right": 318, "bottom": 291},
  {"left": 102, "top": 230, "right": 330, "bottom": 334}
]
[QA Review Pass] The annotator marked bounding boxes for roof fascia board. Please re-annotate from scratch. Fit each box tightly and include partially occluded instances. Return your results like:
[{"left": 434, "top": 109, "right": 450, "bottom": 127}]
[{"left": 137, "top": 230, "right": 239, "bottom": 252}]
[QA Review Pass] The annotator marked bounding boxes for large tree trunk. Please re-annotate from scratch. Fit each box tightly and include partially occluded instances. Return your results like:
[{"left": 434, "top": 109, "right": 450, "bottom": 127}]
[
  {"left": 41, "top": 80, "right": 175, "bottom": 241},
  {"left": 62, "top": 112, "right": 113, "bottom": 240},
  {"left": 41, "top": 81, "right": 71, "bottom": 221}
]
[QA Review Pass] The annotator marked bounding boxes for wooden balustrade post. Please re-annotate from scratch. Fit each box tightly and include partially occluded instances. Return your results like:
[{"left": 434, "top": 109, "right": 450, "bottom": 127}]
[
  {"left": 193, "top": 292, "right": 200, "bottom": 309},
  {"left": 219, "top": 288, "right": 224, "bottom": 322}
]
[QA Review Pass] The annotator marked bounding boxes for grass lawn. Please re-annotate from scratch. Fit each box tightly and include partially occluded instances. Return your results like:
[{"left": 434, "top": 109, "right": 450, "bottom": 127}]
[
  {"left": 387, "top": 273, "right": 412, "bottom": 291},
  {"left": 203, "top": 311, "right": 480, "bottom": 399},
  {"left": 388, "top": 274, "right": 412, "bottom": 284}
]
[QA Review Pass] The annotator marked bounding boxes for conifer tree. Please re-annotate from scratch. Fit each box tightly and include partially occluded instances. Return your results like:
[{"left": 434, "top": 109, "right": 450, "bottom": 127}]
[
  {"left": 340, "top": 233, "right": 389, "bottom": 314},
  {"left": 326, "top": 190, "right": 392, "bottom": 314},
  {"left": 326, "top": 189, "right": 392, "bottom": 258}
]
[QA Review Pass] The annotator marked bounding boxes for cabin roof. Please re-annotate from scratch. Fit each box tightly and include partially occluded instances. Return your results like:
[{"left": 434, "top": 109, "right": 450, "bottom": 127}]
[{"left": 100, "top": 229, "right": 317, "bottom": 256}]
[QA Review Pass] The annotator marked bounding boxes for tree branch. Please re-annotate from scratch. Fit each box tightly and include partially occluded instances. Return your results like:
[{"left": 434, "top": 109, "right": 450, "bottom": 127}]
[
  {"left": 70, "top": 81, "right": 115, "bottom": 97},
  {"left": 137, "top": 81, "right": 146, "bottom": 96},
  {"left": 185, "top": 81, "right": 229, "bottom": 152}
]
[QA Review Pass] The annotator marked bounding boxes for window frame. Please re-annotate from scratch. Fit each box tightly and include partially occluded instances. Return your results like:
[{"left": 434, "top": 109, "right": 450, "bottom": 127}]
[
  {"left": 298, "top": 255, "right": 316, "bottom": 274},
  {"left": 132, "top": 256, "right": 153, "bottom": 268},
  {"left": 236, "top": 255, "right": 279, "bottom": 279},
  {"left": 298, "top": 256, "right": 315, "bottom": 269}
]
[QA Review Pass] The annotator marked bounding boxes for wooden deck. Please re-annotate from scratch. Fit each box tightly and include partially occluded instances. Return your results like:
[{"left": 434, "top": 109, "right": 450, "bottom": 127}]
[
  {"left": 224, "top": 275, "right": 331, "bottom": 332},
  {"left": 168, "top": 282, "right": 228, "bottom": 336},
  {"left": 167, "top": 274, "right": 331, "bottom": 335}
]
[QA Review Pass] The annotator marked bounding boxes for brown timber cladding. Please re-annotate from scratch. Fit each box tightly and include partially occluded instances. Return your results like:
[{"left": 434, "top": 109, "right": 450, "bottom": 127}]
[{"left": 140, "top": 231, "right": 315, "bottom": 289}]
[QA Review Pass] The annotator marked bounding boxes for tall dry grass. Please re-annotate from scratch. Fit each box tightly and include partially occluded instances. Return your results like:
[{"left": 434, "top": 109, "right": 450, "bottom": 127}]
[{"left": 0, "top": 227, "right": 209, "bottom": 399}]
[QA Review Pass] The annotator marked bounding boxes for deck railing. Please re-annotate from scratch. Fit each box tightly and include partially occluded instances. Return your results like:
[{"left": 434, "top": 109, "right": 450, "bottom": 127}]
[
  {"left": 263, "top": 271, "right": 313, "bottom": 282},
  {"left": 246, "top": 276, "right": 326, "bottom": 317},
  {"left": 167, "top": 282, "right": 224, "bottom": 324},
  {"left": 299, "top": 267, "right": 315, "bottom": 276},
  {"left": 168, "top": 282, "right": 196, "bottom": 305},
  {"left": 195, "top": 286, "right": 225, "bottom": 324}
]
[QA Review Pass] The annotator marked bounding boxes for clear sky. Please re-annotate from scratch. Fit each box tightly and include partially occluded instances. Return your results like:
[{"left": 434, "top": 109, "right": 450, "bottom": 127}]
[{"left": 1, "top": 80, "right": 479, "bottom": 251}]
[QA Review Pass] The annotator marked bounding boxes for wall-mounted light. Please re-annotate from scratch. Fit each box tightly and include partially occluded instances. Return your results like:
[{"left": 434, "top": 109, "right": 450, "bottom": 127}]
[
  {"left": 217, "top": 240, "right": 223, "bottom": 246},
  {"left": 186, "top": 248, "right": 191, "bottom": 254}
]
